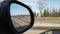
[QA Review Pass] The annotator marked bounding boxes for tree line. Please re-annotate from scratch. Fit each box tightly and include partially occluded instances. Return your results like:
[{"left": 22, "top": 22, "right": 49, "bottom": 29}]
[
  {"left": 34, "top": 8, "right": 60, "bottom": 17},
  {"left": 42, "top": 8, "right": 60, "bottom": 17}
]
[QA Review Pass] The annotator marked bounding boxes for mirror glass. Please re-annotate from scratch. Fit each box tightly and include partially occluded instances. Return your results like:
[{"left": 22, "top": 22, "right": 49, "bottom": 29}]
[{"left": 10, "top": 3, "right": 30, "bottom": 32}]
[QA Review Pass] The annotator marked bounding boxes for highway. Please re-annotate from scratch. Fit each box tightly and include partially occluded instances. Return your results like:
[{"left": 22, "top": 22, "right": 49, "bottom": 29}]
[{"left": 11, "top": 17, "right": 30, "bottom": 27}]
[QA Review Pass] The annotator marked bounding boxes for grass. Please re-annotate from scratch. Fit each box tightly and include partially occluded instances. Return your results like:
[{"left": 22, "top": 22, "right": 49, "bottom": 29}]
[{"left": 35, "top": 17, "right": 60, "bottom": 23}]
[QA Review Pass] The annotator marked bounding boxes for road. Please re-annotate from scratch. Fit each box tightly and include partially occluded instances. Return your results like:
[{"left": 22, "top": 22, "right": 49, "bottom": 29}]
[
  {"left": 11, "top": 17, "right": 30, "bottom": 27},
  {"left": 11, "top": 17, "right": 60, "bottom": 34}
]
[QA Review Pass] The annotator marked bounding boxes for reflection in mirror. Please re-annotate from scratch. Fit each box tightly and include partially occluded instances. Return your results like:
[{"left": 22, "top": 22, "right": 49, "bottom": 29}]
[{"left": 10, "top": 3, "right": 30, "bottom": 32}]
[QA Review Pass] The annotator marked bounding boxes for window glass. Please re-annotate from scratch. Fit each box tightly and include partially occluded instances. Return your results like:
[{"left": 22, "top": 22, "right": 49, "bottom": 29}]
[{"left": 17, "top": 0, "right": 60, "bottom": 34}]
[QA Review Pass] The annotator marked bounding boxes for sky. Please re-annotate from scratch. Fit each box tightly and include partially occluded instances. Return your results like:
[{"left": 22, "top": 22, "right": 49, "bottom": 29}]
[
  {"left": 10, "top": 0, "right": 60, "bottom": 16},
  {"left": 10, "top": 3, "right": 30, "bottom": 16}
]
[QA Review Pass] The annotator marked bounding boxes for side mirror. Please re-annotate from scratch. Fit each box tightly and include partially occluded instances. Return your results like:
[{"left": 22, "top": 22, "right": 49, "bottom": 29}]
[{"left": 10, "top": 1, "right": 34, "bottom": 33}]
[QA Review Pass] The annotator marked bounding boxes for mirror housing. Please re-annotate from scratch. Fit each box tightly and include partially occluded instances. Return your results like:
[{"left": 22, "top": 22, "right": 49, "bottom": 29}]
[{"left": 9, "top": 1, "right": 34, "bottom": 33}]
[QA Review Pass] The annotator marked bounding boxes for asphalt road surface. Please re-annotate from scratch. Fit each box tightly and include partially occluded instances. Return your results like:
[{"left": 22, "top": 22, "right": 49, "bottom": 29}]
[{"left": 11, "top": 17, "right": 30, "bottom": 27}]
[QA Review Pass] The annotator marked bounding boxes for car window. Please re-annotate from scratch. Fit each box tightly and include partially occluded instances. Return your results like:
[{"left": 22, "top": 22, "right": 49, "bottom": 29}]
[{"left": 16, "top": 0, "right": 60, "bottom": 34}]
